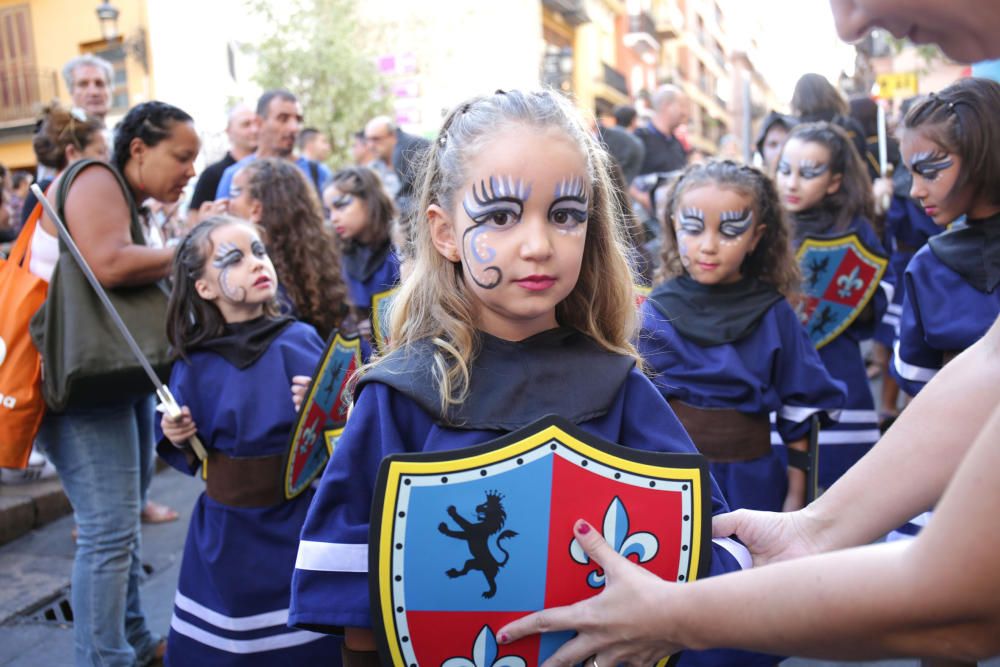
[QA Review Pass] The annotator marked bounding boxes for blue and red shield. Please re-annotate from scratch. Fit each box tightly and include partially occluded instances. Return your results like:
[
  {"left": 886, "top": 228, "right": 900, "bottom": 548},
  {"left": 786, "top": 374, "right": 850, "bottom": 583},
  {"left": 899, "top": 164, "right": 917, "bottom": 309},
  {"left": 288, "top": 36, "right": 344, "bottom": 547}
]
[
  {"left": 795, "top": 232, "right": 888, "bottom": 348},
  {"left": 283, "top": 332, "right": 362, "bottom": 500},
  {"left": 370, "top": 415, "right": 709, "bottom": 667}
]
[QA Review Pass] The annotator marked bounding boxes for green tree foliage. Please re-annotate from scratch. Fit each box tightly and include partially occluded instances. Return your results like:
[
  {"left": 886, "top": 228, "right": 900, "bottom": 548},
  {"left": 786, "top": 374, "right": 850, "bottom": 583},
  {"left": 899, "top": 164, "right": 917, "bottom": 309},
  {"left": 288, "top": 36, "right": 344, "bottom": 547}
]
[{"left": 246, "top": 0, "right": 389, "bottom": 166}]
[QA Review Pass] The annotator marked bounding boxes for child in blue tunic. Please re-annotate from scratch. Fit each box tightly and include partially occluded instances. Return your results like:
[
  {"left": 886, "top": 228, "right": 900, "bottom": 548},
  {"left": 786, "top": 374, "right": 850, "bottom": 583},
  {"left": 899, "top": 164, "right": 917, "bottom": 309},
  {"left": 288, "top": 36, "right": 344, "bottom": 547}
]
[
  {"left": 639, "top": 160, "right": 846, "bottom": 513},
  {"left": 324, "top": 166, "right": 401, "bottom": 341},
  {"left": 887, "top": 79, "right": 1000, "bottom": 547},
  {"left": 290, "top": 90, "right": 772, "bottom": 667},
  {"left": 776, "top": 121, "right": 895, "bottom": 490},
  {"left": 157, "top": 216, "right": 342, "bottom": 666},
  {"left": 891, "top": 78, "right": 1000, "bottom": 397}
]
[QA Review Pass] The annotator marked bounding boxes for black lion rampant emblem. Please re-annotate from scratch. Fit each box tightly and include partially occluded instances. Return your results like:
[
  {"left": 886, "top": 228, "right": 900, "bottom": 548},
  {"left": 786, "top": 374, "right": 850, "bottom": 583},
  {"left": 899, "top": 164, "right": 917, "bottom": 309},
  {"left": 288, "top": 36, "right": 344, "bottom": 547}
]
[{"left": 438, "top": 490, "right": 518, "bottom": 598}]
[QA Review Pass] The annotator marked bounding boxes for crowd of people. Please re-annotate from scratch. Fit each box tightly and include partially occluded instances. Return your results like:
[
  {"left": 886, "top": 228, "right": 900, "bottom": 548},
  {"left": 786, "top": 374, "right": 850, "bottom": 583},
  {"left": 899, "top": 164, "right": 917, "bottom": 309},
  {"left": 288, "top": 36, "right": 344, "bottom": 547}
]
[{"left": 1, "top": 0, "right": 999, "bottom": 665}]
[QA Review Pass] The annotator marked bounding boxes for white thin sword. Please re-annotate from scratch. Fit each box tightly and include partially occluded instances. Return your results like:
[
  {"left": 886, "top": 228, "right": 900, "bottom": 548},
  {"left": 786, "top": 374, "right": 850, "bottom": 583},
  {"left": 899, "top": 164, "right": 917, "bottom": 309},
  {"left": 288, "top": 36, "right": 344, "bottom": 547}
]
[
  {"left": 30, "top": 184, "right": 207, "bottom": 461},
  {"left": 877, "top": 104, "right": 891, "bottom": 212}
]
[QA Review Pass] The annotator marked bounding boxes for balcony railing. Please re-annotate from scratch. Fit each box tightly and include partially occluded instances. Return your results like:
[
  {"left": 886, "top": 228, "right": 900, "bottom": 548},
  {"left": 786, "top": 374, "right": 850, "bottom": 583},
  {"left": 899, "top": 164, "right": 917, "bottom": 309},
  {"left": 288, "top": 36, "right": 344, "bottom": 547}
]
[
  {"left": 624, "top": 10, "right": 659, "bottom": 54},
  {"left": 602, "top": 62, "right": 629, "bottom": 97},
  {"left": 0, "top": 66, "right": 58, "bottom": 125}
]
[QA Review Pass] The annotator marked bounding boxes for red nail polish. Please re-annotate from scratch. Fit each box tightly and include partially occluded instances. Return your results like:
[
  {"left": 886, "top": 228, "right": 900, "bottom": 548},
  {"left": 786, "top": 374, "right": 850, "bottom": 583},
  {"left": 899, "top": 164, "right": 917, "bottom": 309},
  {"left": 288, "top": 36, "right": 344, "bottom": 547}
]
[
  {"left": 498, "top": 632, "right": 509, "bottom": 644},
  {"left": 577, "top": 521, "right": 591, "bottom": 534}
]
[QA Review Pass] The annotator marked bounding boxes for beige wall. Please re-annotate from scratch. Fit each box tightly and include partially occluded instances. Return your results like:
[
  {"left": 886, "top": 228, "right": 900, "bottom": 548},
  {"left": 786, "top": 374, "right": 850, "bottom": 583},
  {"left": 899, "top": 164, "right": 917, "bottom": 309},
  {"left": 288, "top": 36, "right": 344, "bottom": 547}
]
[{"left": 0, "top": 0, "right": 151, "bottom": 168}]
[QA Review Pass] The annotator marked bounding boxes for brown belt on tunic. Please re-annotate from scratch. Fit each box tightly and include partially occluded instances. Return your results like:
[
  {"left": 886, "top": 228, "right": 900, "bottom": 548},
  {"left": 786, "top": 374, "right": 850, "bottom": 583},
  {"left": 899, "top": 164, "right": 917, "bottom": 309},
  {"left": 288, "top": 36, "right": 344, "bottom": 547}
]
[
  {"left": 204, "top": 451, "right": 286, "bottom": 508},
  {"left": 668, "top": 399, "right": 771, "bottom": 462}
]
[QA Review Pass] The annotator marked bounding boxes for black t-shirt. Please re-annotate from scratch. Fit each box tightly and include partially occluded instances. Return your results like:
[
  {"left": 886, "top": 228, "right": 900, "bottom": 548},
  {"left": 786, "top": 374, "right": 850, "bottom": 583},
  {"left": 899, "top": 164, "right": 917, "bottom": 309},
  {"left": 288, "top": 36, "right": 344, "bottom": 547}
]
[
  {"left": 190, "top": 152, "right": 237, "bottom": 210},
  {"left": 634, "top": 122, "right": 688, "bottom": 175}
]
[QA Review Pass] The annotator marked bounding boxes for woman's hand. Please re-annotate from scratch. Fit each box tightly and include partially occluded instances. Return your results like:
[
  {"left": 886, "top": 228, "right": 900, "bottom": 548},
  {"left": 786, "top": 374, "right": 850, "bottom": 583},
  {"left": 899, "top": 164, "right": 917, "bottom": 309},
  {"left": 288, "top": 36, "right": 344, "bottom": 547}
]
[
  {"left": 498, "top": 520, "right": 681, "bottom": 667},
  {"left": 161, "top": 406, "right": 197, "bottom": 446},
  {"left": 291, "top": 376, "right": 311, "bottom": 412},
  {"left": 711, "top": 508, "right": 824, "bottom": 567}
]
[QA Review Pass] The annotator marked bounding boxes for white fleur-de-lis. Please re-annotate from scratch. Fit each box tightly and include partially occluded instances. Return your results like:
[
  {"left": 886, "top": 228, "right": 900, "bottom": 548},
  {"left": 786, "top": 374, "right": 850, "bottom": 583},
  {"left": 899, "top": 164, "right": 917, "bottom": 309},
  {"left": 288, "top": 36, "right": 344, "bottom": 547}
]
[
  {"left": 836, "top": 266, "right": 863, "bottom": 298},
  {"left": 570, "top": 496, "right": 659, "bottom": 588},
  {"left": 441, "top": 625, "right": 526, "bottom": 667}
]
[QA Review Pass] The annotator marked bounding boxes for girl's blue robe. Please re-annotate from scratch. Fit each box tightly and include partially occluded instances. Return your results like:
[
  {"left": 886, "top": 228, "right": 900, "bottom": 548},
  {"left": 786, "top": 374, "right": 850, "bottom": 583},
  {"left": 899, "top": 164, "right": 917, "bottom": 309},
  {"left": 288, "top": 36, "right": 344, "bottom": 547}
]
[
  {"left": 877, "top": 194, "right": 942, "bottom": 346},
  {"left": 891, "top": 219, "right": 1000, "bottom": 396},
  {"left": 792, "top": 214, "right": 894, "bottom": 489},
  {"left": 289, "top": 328, "right": 775, "bottom": 666},
  {"left": 341, "top": 240, "right": 401, "bottom": 309},
  {"left": 156, "top": 321, "right": 342, "bottom": 666},
  {"left": 639, "top": 293, "right": 846, "bottom": 512}
]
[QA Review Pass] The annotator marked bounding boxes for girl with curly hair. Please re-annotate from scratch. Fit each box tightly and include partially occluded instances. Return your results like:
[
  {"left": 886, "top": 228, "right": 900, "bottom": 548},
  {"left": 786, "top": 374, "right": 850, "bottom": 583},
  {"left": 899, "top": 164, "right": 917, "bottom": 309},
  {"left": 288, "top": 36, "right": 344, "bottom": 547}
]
[
  {"left": 639, "top": 160, "right": 845, "bottom": 513},
  {"left": 228, "top": 158, "right": 348, "bottom": 338}
]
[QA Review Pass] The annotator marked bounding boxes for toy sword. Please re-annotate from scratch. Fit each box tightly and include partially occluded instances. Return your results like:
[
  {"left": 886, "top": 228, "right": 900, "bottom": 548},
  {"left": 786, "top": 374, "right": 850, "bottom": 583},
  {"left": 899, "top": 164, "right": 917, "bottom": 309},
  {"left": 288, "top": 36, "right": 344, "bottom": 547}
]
[
  {"left": 877, "top": 104, "right": 892, "bottom": 212},
  {"left": 30, "top": 184, "right": 207, "bottom": 461}
]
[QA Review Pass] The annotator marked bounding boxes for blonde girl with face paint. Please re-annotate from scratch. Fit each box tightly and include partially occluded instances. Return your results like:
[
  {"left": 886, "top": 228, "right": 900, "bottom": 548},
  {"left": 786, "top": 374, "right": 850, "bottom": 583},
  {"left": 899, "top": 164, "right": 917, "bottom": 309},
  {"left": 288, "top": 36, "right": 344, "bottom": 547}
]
[
  {"left": 288, "top": 90, "right": 767, "bottom": 667},
  {"left": 776, "top": 122, "right": 896, "bottom": 493},
  {"left": 638, "top": 160, "right": 846, "bottom": 515},
  {"left": 157, "top": 216, "right": 342, "bottom": 665}
]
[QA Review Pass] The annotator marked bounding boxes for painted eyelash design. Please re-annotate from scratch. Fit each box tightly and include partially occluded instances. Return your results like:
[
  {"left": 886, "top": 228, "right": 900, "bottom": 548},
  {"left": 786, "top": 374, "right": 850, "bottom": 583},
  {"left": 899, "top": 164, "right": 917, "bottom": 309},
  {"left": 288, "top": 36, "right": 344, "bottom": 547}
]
[
  {"left": 213, "top": 242, "right": 242, "bottom": 267},
  {"left": 548, "top": 175, "right": 589, "bottom": 226},
  {"left": 463, "top": 175, "right": 532, "bottom": 222},
  {"left": 719, "top": 208, "right": 754, "bottom": 237},
  {"left": 554, "top": 176, "right": 586, "bottom": 200},
  {"left": 799, "top": 161, "right": 830, "bottom": 179},
  {"left": 910, "top": 150, "right": 953, "bottom": 179}
]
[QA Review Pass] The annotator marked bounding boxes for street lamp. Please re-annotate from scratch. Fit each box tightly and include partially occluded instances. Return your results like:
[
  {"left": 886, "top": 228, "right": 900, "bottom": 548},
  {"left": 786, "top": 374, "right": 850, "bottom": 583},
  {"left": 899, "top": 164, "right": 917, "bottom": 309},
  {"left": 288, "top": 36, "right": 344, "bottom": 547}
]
[
  {"left": 94, "top": 1, "right": 148, "bottom": 72},
  {"left": 96, "top": 1, "right": 120, "bottom": 41}
]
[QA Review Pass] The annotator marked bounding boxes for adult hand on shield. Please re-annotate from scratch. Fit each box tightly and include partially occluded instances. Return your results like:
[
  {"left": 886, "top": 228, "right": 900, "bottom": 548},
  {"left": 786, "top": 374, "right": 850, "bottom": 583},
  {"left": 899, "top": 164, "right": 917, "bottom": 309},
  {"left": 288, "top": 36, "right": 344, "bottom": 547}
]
[
  {"left": 497, "top": 519, "right": 681, "bottom": 667},
  {"left": 711, "top": 509, "right": 826, "bottom": 567}
]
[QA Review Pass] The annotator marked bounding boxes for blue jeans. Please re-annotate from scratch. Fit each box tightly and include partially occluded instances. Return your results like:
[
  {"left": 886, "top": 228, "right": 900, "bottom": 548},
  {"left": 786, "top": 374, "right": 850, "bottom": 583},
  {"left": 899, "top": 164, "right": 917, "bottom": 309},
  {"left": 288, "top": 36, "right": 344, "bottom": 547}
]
[{"left": 38, "top": 394, "right": 160, "bottom": 667}]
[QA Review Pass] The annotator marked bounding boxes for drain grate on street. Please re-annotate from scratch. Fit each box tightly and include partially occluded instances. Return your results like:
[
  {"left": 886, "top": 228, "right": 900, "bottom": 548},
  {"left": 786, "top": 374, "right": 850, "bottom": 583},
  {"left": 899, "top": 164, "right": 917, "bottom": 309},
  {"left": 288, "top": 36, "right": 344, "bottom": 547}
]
[{"left": 24, "top": 589, "right": 73, "bottom": 625}]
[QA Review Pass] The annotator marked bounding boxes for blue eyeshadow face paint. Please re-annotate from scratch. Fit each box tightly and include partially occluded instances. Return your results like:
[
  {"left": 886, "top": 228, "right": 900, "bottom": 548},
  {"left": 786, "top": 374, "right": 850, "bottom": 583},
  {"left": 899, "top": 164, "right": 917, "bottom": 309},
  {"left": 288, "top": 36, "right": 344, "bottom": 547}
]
[
  {"left": 909, "top": 150, "right": 954, "bottom": 182},
  {"left": 460, "top": 175, "right": 532, "bottom": 289},
  {"left": 719, "top": 208, "right": 754, "bottom": 239}
]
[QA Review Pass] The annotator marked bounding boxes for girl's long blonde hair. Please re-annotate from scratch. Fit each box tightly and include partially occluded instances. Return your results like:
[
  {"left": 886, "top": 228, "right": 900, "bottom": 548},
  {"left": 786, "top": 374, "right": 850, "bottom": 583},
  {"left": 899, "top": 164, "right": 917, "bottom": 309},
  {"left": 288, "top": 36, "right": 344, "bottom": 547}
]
[{"left": 361, "top": 89, "right": 640, "bottom": 413}]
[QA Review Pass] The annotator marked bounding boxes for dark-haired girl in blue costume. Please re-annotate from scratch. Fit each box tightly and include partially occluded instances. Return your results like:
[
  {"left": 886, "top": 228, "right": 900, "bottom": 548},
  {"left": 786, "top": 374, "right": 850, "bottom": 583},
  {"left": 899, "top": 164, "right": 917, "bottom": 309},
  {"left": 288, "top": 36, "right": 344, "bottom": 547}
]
[
  {"left": 777, "top": 122, "right": 896, "bottom": 490},
  {"left": 157, "top": 217, "right": 341, "bottom": 666},
  {"left": 889, "top": 79, "right": 1000, "bottom": 547},
  {"left": 639, "top": 160, "right": 845, "bottom": 513},
  {"left": 891, "top": 78, "right": 1000, "bottom": 399}
]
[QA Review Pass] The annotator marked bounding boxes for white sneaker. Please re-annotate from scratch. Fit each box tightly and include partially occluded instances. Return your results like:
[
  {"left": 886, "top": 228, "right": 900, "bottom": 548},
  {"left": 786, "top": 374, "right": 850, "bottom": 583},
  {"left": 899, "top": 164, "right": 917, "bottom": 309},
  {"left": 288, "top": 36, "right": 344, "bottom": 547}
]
[{"left": 0, "top": 449, "right": 58, "bottom": 484}]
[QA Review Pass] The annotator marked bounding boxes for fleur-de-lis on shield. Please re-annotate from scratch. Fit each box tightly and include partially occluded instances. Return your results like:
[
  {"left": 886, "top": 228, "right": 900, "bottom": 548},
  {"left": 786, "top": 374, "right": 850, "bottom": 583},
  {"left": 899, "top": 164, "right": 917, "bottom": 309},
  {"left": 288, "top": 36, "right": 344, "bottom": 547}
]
[
  {"left": 836, "top": 266, "right": 863, "bottom": 298},
  {"left": 441, "top": 625, "right": 526, "bottom": 667},
  {"left": 569, "top": 496, "right": 659, "bottom": 588}
]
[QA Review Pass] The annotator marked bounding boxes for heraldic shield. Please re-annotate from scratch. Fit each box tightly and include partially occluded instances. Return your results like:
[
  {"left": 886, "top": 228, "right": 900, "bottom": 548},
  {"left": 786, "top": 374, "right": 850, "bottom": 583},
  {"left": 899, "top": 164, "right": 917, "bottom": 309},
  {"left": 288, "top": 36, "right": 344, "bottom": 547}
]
[
  {"left": 796, "top": 232, "right": 888, "bottom": 349},
  {"left": 370, "top": 415, "right": 710, "bottom": 667},
  {"left": 283, "top": 331, "right": 362, "bottom": 500}
]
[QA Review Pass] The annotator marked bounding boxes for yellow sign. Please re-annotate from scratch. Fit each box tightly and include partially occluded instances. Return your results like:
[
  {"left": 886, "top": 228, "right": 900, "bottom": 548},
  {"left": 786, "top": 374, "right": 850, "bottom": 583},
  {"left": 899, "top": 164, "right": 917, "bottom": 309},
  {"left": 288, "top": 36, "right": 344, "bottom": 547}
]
[{"left": 876, "top": 72, "right": 918, "bottom": 99}]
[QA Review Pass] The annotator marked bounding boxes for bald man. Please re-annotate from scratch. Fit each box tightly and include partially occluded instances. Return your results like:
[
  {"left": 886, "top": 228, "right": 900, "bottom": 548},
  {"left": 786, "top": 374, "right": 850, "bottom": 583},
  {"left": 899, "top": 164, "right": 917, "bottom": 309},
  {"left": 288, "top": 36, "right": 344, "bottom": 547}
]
[
  {"left": 364, "top": 115, "right": 430, "bottom": 219},
  {"left": 635, "top": 84, "right": 691, "bottom": 176},
  {"left": 189, "top": 103, "right": 258, "bottom": 210}
]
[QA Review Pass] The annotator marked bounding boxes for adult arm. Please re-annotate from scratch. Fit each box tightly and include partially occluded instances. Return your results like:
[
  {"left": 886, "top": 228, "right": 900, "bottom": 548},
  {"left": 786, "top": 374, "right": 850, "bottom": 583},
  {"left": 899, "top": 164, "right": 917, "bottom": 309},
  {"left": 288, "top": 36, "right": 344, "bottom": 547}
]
[
  {"left": 61, "top": 164, "right": 173, "bottom": 287},
  {"left": 499, "top": 400, "right": 1000, "bottom": 664},
  {"left": 715, "top": 312, "right": 1000, "bottom": 565}
]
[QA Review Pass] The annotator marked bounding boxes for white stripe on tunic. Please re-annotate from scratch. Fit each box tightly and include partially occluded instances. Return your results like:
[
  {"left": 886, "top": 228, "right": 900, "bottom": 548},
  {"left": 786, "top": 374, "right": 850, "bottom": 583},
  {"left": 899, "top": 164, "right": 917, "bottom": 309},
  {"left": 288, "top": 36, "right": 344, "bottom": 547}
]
[{"left": 295, "top": 540, "right": 368, "bottom": 572}]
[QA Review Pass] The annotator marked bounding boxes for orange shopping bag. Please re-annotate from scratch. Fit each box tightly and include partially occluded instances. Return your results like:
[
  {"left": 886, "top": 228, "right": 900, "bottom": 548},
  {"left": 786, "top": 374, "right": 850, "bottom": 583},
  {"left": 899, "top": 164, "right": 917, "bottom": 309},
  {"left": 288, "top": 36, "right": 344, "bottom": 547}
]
[{"left": 0, "top": 204, "right": 48, "bottom": 467}]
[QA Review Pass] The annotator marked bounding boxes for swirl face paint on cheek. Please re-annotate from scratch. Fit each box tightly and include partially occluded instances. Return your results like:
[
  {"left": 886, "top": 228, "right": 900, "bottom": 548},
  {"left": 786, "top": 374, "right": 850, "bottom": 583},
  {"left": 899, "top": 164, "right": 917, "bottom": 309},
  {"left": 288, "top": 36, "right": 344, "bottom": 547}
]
[
  {"left": 213, "top": 241, "right": 248, "bottom": 302},
  {"left": 460, "top": 175, "right": 532, "bottom": 290}
]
